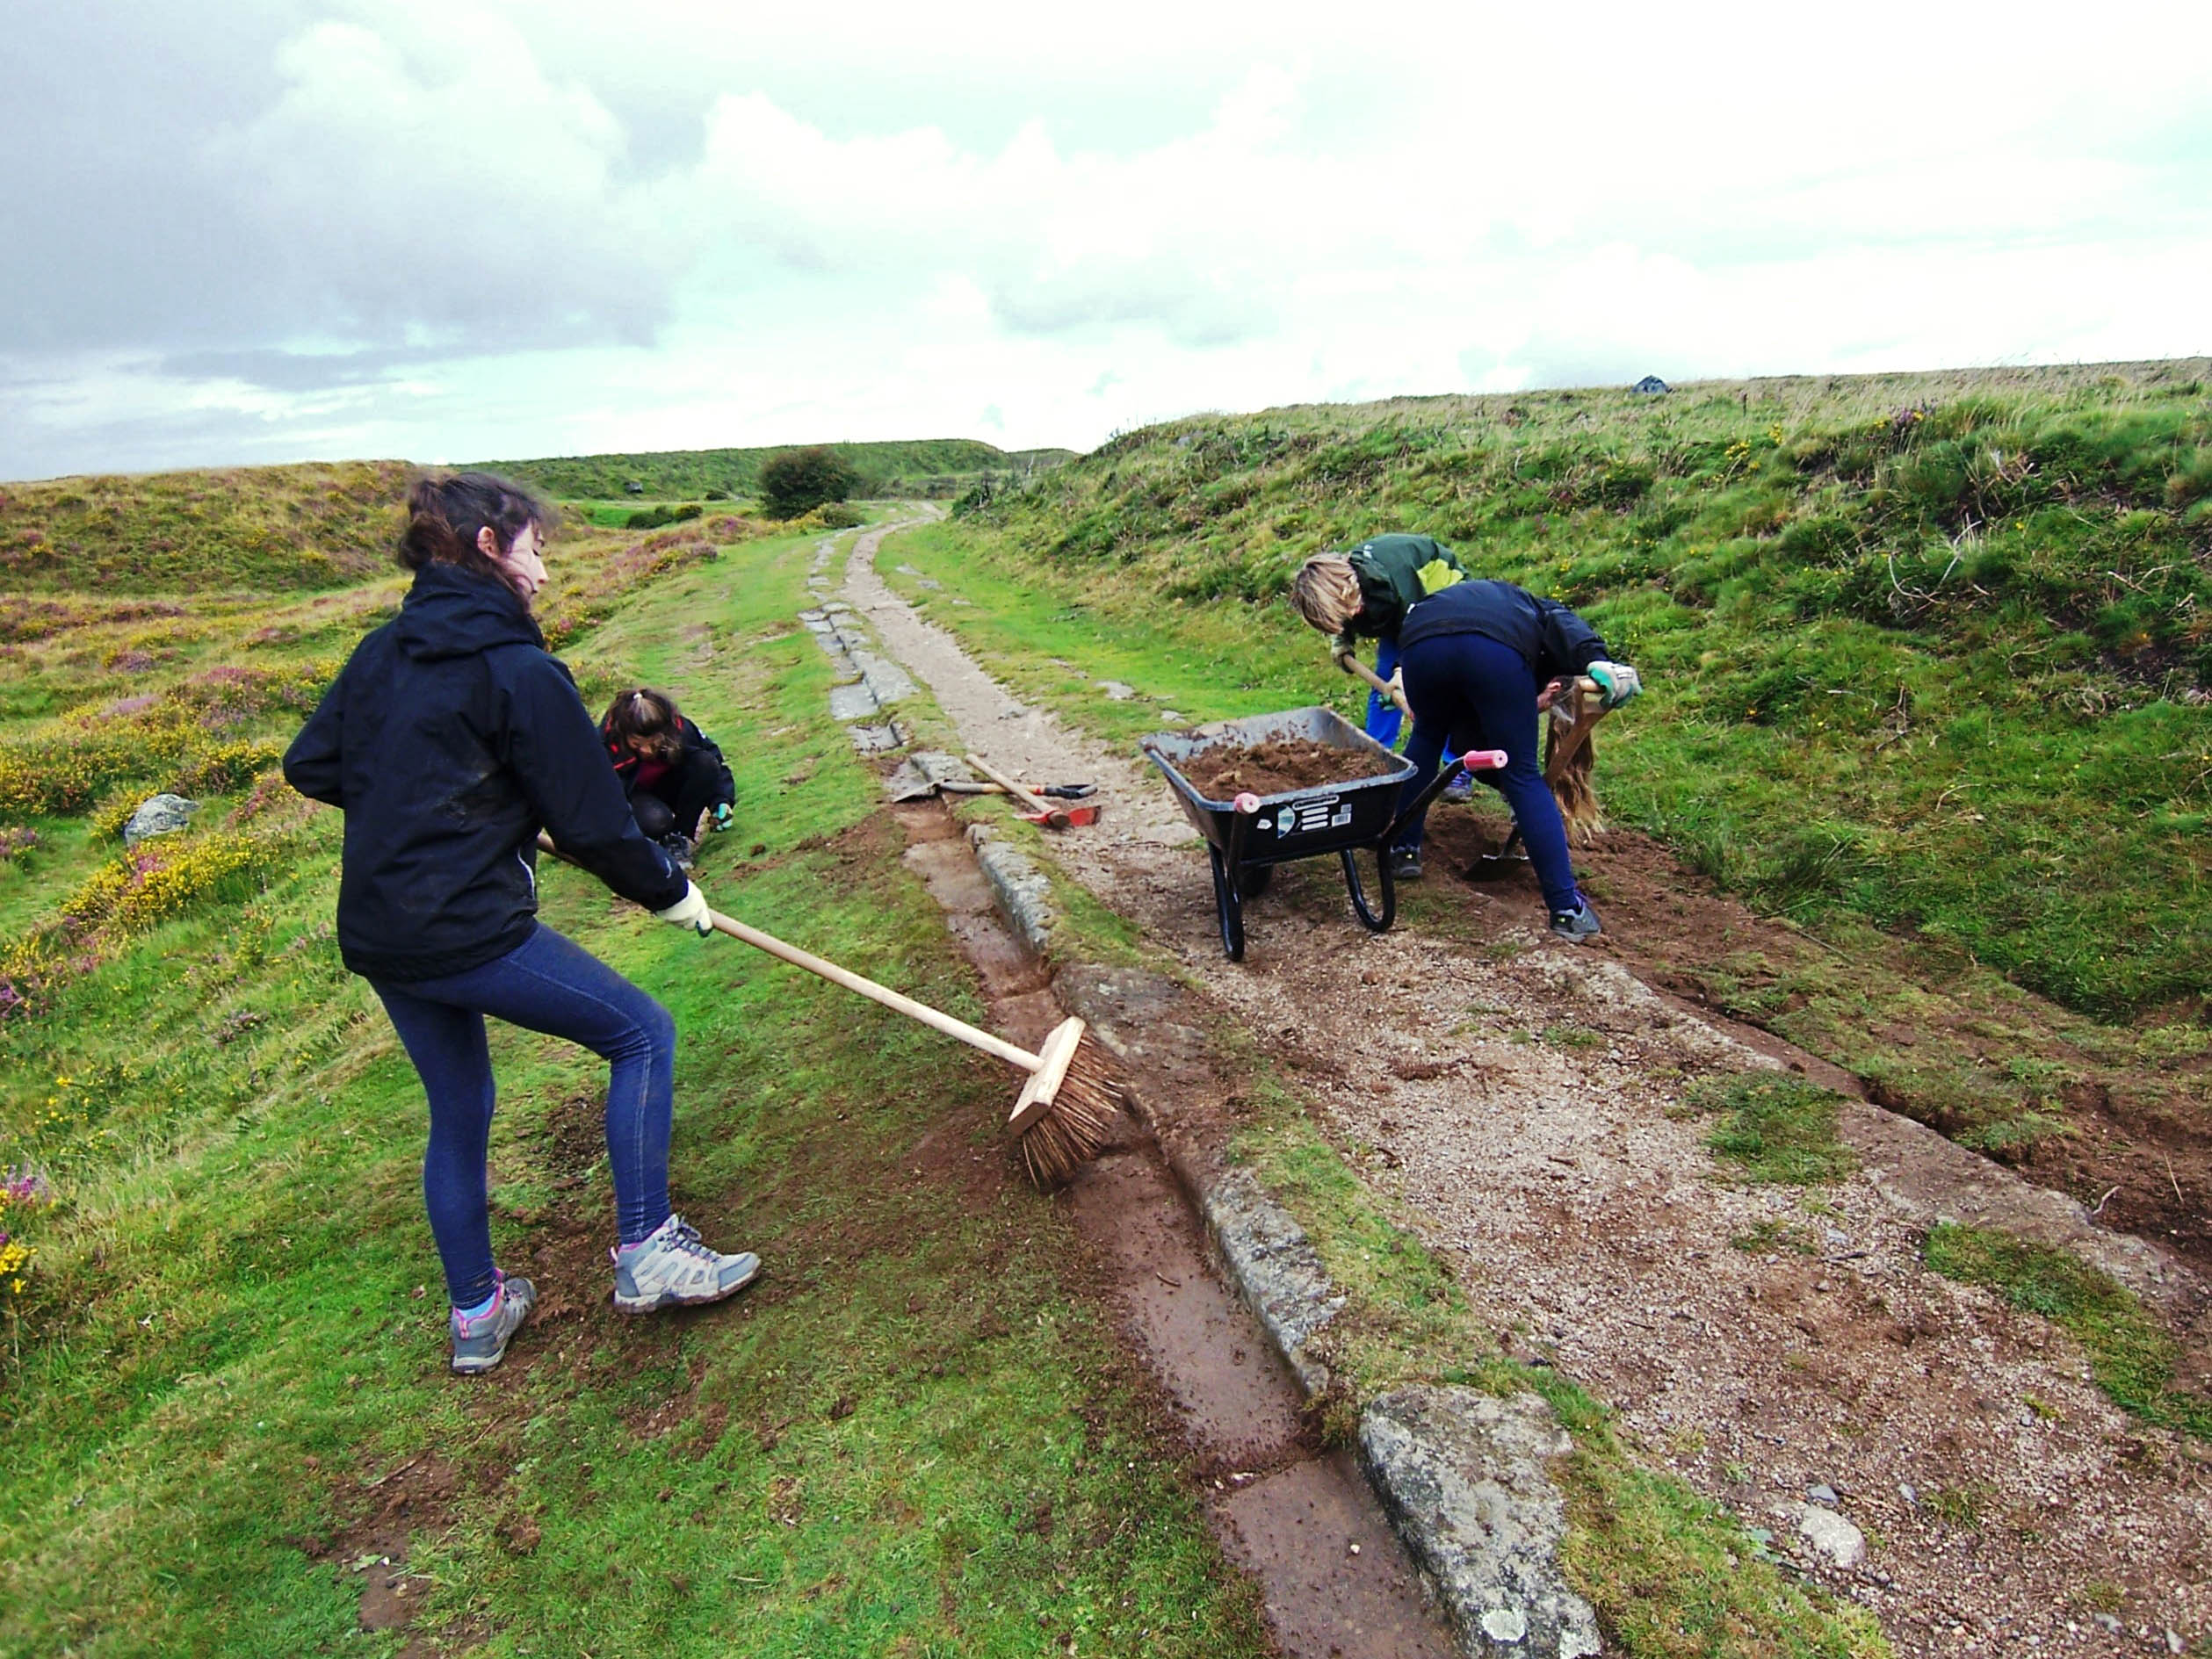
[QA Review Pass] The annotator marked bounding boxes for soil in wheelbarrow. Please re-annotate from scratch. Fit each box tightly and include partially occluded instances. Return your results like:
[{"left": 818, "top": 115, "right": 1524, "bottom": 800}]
[{"left": 1178, "top": 739, "right": 1402, "bottom": 800}]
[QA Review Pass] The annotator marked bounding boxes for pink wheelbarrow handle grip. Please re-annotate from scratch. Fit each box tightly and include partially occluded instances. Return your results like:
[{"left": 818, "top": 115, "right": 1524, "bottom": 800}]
[{"left": 1459, "top": 750, "right": 1508, "bottom": 771}]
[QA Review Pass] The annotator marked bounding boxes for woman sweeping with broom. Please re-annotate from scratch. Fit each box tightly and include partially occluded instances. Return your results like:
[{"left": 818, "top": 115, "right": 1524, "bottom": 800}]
[{"left": 284, "top": 472, "right": 761, "bottom": 1374}]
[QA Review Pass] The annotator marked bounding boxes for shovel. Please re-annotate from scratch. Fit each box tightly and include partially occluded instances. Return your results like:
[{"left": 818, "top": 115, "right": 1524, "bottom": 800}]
[
  {"left": 1464, "top": 676, "right": 1612, "bottom": 879},
  {"left": 963, "top": 753, "right": 1103, "bottom": 829}
]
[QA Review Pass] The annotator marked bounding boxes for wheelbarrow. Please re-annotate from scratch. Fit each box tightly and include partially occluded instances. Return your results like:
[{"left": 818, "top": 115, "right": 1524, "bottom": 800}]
[{"left": 1141, "top": 706, "right": 1503, "bottom": 961}]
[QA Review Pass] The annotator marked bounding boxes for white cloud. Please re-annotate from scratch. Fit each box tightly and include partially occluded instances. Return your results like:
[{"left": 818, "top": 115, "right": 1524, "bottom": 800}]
[{"left": 4, "top": 0, "right": 2211, "bottom": 477}]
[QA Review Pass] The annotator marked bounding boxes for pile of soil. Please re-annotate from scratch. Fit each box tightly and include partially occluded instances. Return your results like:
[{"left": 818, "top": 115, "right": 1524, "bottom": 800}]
[{"left": 1178, "top": 738, "right": 1401, "bottom": 799}]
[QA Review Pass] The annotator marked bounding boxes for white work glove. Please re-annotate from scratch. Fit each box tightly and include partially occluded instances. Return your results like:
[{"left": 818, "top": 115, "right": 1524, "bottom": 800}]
[
  {"left": 1587, "top": 661, "right": 1643, "bottom": 709},
  {"left": 653, "top": 881, "right": 713, "bottom": 937}
]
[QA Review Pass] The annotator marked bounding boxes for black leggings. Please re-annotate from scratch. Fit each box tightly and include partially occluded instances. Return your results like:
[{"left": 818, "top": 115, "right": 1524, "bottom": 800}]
[{"left": 629, "top": 751, "right": 728, "bottom": 841}]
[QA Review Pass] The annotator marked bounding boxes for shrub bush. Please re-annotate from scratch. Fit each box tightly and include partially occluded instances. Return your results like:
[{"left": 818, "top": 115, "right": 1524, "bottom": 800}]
[{"left": 758, "top": 447, "right": 858, "bottom": 519}]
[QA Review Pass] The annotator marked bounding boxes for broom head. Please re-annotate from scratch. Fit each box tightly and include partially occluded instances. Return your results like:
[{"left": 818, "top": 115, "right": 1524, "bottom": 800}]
[{"left": 1010, "top": 1016, "right": 1126, "bottom": 1188}]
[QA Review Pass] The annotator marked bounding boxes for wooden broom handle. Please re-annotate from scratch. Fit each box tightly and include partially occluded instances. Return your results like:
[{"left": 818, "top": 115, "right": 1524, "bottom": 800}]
[
  {"left": 703, "top": 906, "right": 1044, "bottom": 1073},
  {"left": 533, "top": 833, "right": 1043, "bottom": 1073},
  {"left": 1336, "top": 650, "right": 1414, "bottom": 718}
]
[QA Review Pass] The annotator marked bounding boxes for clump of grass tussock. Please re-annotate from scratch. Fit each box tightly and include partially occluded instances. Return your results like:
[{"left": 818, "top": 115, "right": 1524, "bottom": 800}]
[
  {"left": 1924, "top": 1223, "right": 2212, "bottom": 1440},
  {"left": 1678, "top": 1071, "right": 1856, "bottom": 1186}
]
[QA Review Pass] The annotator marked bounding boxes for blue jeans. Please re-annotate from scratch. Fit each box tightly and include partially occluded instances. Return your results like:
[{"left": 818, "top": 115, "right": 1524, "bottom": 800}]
[
  {"left": 1392, "top": 631, "right": 1582, "bottom": 916},
  {"left": 1365, "top": 638, "right": 1457, "bottom": 768},
  {"left": 371, "top": 924, "right": 676, "bottom": 1308},
  {"left": 1365, "top": 638, "right": 1407, "bottom": 748}
]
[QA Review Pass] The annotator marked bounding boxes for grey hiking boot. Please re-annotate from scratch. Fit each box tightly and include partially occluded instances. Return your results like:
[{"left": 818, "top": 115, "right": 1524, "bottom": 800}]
[
  {"left": 1386, "top": 846, "right": 1423, "bottom": 882},
  {"left": 1441, "top": 771, "right": 1475, "bottom": 804},
  {"left": 450, "top": 1270, "right": 536, "bottom": 1374},
  {"left": 1549, "top": 899, "right": 1603, "bottom": 943},
  {"left": 612, "top": 1214, "right": 761, "bottom": 1314}
]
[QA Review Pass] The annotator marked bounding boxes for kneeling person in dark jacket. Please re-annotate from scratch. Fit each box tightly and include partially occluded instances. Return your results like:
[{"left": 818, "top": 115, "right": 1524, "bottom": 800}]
[
  {"left": 1387, "top": 579, "right": 1642, "bottom": 942},
  {"left": 600, "top": 688, "right": 736, "bottom": 861}
]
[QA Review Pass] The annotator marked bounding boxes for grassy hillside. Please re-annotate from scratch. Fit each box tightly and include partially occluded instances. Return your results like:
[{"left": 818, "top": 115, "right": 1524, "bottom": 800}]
[
  {"left": 0, "top": 461, "right": 412, "bottom": 593},
  {"left": 474, "top": 438, "right": 1074, "bottom": 503},
  {"left": 949, "top": 361, "right": 2212, "bottom": 1021}
]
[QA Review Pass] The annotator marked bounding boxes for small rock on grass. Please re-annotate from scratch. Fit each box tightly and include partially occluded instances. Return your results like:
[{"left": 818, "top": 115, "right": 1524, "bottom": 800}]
[{"left": 123, "top": 793, "right": 199, "bottom": 846}]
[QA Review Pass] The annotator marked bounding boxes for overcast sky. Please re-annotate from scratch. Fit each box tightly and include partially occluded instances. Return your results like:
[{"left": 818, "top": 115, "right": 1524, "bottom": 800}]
[{"left": 4, "top": 1, "right": 2209, "bottom": 480}]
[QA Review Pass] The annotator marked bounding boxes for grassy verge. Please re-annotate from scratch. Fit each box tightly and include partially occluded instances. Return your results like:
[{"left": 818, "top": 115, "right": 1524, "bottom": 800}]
[
  {"left": 1924, "top": 1223, "right": 2212, "bottom": 1442},
  {"left": 0, "top": 527, "right": 1272, "bottom": 1655}
]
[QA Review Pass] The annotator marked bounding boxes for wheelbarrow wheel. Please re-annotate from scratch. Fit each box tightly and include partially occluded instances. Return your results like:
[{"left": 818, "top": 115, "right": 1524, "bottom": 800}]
[
  {"left": 1236, "top": 862, "right": 1273, "bottom": 900},
  {"left": 1208, "top": 845, "right": 1247, "bottom": 961},
  {"left": 1343, "top": 846, "right": 1396, "bottom": 933}
]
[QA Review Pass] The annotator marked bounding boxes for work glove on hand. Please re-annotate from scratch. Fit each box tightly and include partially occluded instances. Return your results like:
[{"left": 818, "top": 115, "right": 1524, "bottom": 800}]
[
  {"left": 653, "top": 881, "right": 714, "bottom": 937},
  {"left": 710, "top": 802, "right": 734, "bottom": 833},
  {"left": 1587, "top": 661, "right": 1643, "bottom": 709}
]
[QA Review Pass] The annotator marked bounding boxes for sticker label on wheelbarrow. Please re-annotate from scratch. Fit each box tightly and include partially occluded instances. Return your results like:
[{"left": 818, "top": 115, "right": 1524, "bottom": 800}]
[{"left": 1275, "top": 794, "right": 1351, "bottom": 836}]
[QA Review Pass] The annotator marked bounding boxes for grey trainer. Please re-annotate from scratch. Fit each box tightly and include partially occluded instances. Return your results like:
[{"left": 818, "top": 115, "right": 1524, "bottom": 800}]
[
  {"left": 613, "top": 1215, "right": 760, "bottom": 1314},
  {"left": 449, "top": 1270, "right": 536, "bottom": 1374},
  {"left": 1549, "top": 900, "right": 1603, "bottom": 943}
]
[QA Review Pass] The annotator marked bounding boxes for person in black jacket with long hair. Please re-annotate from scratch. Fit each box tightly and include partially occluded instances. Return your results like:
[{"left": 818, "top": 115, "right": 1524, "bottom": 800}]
[
  {"left": 1385, "top": 579, "right": 1643, "bottom": 941},
  {"left": 600, "top": 688, "right": 735, "bottom": 863},
  {"left": 285, "top": 473, "right": 762, "bottom": 1374}
]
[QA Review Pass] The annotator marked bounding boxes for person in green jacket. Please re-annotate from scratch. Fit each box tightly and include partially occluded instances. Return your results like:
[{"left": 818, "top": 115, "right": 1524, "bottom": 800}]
[{"left": 1292, "top": 534, "right": 1471, "bottom": 790}]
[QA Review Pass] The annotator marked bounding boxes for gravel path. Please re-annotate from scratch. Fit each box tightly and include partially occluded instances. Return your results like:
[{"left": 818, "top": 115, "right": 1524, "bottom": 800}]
[{"left": 842, "top": 522, "right": 2212, "bottom": 1656}]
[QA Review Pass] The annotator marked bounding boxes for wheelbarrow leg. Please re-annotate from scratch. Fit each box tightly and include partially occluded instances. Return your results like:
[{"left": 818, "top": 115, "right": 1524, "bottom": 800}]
[
  {"left": 1208, "top": 845, "right": 1247, "bottom": 961},
  {"left": 1343, "top": 846, "right": 1396, "bottom": 933}
]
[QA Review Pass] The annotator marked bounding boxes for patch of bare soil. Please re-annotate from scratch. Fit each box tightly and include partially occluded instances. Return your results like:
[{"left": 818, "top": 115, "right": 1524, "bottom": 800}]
[
  {"left": 842, "top": 528, "right": 2212, "bottom": 1655},
  {"left": 1177, "top": 737, "right": 1402, "bottom": 799},
  {"left": 1423, "top": 809, "right": 2212, "bottom": 1286}
]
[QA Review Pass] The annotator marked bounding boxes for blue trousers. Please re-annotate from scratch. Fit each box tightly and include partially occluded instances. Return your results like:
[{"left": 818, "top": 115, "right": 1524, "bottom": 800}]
[
  {"left": 371, "top": 923, "right": 676, "bottom": 1308},
  {"left": 1392, "top": 631, "right": 1582, "bottom": 916},
  {"left": 1363, "top": 638, "right": 1455, "bottom": 769}
]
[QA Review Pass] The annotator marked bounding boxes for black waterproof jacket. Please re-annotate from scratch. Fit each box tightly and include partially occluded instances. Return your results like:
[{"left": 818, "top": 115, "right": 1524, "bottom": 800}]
[
  {"left": 284, "top": 563, "right": 688, "bottom": 982},
  {"left": 1397, "top": 579, "right": 1611, "bottom": 680}
]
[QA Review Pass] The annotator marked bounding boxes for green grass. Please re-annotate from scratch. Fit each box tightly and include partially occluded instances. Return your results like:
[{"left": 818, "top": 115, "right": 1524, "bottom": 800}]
[
  {"left": 0, "top": 526, "right": 1272, "bottom": 1655},
  {"left": 936, "top": 361, "right": 2212, "bottom": 1022},
  {"left": 1923, "top": 1223, "right": 2212, "bottom": 1441},
  {"left": 1680, "top": 1073, "right": 1857, "bottom": 1186}
]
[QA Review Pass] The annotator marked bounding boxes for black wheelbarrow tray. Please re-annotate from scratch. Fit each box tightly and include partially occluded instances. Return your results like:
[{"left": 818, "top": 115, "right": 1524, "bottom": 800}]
[{"left": 1140, "top": 706, "right": 1502, "bottom": 961}]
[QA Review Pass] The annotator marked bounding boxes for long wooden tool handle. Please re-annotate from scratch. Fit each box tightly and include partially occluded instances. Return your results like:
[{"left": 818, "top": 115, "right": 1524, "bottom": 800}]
[
  {"left": 964, "top": 753, "right": 1070, "bottom": 827},
  {"left": 534, "top": 832, "right": 1044, "bottom": 1073},
  {"left": 1544, "top": 676, "right": 1610, "bottom": 784},
  {"left": 1337, "top": 651, "right": 1414, "bottom": 718},
  {"left": 704, "top": 906, "right": 1044, "bottom": 1073}
]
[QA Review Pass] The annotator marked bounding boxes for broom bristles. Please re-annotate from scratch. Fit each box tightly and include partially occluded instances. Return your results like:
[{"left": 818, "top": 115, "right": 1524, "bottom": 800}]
[{"left": 1017, "top": 1038, "right": 1126, "bottom": 1189}]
